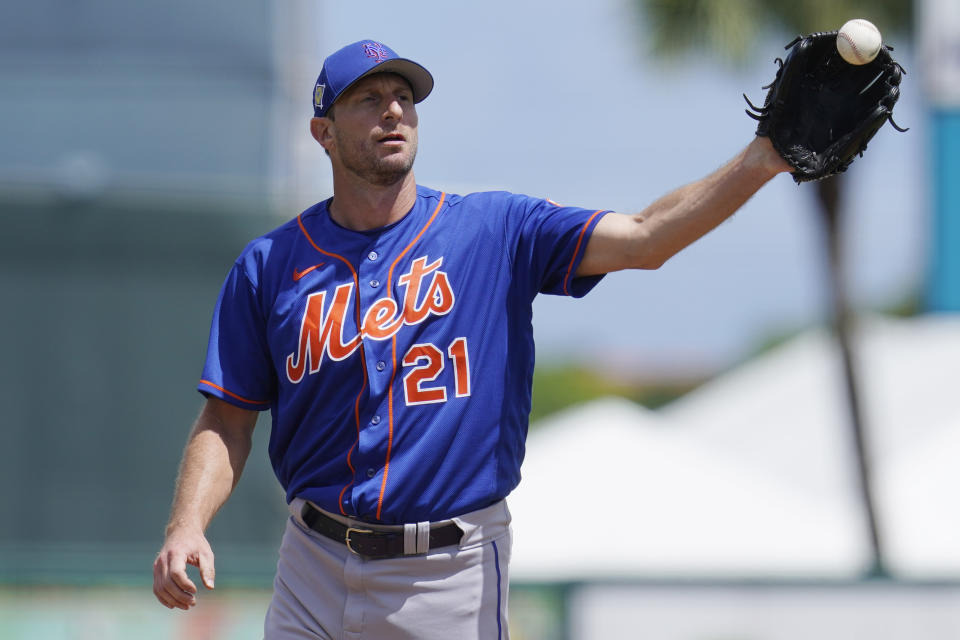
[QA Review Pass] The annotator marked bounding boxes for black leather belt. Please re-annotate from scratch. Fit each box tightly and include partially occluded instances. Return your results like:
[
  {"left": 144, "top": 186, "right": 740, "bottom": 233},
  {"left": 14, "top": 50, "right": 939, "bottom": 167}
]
[{"left": 300, "top": 502, "right": 464, "bottom": 559}]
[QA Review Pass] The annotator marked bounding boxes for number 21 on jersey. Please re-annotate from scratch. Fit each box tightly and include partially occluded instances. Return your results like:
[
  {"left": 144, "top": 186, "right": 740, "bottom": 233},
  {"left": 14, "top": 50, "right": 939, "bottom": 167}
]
[{"left": 402, "top": 337, "right": 471, "bottom": 405}]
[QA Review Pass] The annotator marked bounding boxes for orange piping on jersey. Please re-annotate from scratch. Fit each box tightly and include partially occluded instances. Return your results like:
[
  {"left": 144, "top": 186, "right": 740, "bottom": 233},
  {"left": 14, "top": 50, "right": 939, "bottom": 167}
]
[
  {"left": 297, "top": 213, "right": 369, "bottom": 516},
  {"left": 562, "top": 209, "right": 605, "bottom": 296},
  {"left": 376, "top": 192, "right": 447, "bottom": 520},
  {"left": 199, "top": 380, "right": 269, "bottom": 406}
]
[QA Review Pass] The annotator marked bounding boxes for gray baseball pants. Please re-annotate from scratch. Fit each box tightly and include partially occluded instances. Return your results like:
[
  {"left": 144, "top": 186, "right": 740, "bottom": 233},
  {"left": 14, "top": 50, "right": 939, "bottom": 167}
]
[{"left": 263, "top": 498, "right": 512, "bottom": 639}]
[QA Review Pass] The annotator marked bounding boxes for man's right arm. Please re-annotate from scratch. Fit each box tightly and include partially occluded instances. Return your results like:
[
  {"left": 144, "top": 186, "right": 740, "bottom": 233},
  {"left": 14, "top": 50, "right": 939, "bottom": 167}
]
[
  {"left": 152, "top": 397, "right": 258, "bottom": 610},
  {"left": 576, "top": 136, "right": 791, "bottom": 277}
]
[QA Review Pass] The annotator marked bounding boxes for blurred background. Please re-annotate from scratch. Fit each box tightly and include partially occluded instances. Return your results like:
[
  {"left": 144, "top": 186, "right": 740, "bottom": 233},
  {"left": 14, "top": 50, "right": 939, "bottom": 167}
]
[{"left": 1, "top": 0, "right": 958, "bottom": 638}]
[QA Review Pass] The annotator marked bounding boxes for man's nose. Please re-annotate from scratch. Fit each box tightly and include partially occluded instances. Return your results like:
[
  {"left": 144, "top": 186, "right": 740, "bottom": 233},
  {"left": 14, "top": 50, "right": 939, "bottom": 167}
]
[{"left": 383, "top": 99, "right": 403, "bottom": 120}]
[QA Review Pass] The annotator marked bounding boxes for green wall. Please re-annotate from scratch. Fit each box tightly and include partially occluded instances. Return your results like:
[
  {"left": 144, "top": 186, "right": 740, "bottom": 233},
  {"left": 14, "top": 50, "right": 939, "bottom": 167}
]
[{"left": 0, "top": 192, "right": 288, "bottom": 586}]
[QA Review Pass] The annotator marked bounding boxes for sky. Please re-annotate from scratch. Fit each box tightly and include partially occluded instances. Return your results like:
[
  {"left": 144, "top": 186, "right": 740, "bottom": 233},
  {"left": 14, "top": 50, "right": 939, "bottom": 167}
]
[{"left": 286, "top": 0, "right": 926, "bottom": 375}]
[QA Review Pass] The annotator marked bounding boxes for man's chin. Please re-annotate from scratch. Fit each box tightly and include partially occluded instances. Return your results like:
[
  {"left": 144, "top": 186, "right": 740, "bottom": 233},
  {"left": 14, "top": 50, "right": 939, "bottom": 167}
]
[
  {"left": 370, "top": 155, "right": 415, "bottom": 185},
  {"left": 364, "top": 164, "right": 413, "bottom": 187},
  {"left": 340, "top": 148, "right": 416, "bottom": 186}
]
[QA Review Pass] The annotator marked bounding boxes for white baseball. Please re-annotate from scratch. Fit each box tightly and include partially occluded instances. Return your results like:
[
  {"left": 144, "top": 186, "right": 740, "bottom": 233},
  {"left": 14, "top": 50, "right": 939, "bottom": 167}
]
[{"left": 836, "top": 19, "right": 882, "bottom": 65}]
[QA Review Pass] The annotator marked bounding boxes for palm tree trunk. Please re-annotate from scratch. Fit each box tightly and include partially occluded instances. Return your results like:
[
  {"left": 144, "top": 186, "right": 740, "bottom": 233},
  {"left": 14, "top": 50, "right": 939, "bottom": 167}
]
[{"left": 816, "top": 175, "right": 886, "bottom": 578}]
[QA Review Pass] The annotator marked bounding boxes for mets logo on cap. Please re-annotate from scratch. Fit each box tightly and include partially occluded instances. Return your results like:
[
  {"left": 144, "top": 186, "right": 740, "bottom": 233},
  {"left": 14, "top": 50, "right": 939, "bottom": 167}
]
[{"left": 362, "top": 41, "right": 389, "bottom": 62}]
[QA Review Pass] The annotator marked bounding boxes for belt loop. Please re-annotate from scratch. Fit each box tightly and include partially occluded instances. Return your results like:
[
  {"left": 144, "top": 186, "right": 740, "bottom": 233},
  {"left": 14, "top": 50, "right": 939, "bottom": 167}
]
[
  {"left": 403, "top": 523, "right": 417, "bottom": 555},
  {"left": 416, "top": 521, "right": 430, "bottom": 554}
]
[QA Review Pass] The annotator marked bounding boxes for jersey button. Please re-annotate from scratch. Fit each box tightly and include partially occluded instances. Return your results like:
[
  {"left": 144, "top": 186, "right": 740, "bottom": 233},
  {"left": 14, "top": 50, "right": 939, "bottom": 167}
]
[
  {"left": 369, "top": 279, "right": 380, "bottom": 288},
  {"left": 366, "top": 468, "right": 376, "bottom": 478},
  {"left": 367, "top": 251, "right": 379, "bottom": 261},
  {"left": 376, "top": 361, "right": 386, "bottom": 371},
  {"left": 371, "top": 414, "right": 381, "bottom": 425}
]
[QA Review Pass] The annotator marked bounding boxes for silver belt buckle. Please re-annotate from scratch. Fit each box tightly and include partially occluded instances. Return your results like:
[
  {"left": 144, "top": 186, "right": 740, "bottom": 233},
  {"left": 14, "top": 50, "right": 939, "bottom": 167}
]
[{"left": 345, "top": 526, "right": 374, "bottom": 555}]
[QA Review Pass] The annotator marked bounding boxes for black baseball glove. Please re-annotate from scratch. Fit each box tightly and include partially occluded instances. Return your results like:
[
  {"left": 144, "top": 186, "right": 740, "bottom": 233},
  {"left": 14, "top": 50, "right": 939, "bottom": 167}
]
[{"left": 745, "top": 31, "right": 907, "bottom": 183}]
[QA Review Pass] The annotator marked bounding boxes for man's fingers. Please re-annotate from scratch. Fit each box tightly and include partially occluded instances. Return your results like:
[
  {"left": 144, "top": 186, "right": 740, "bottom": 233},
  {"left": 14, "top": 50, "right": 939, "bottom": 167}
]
[
  {"left": 154, "top": 581, "right": 184, "bottom": 610},
  {"left": 198, "top": 549, "right": 216, "bottom": 590},
  {"left": 169, "top": 560, "right": 199, "bottom": 599},
  {"left": 155, "top": 550, "right": 198, "bottom": 609},
  {"left": 153, "top": 558, "right": 178, "bottom": 609},
  {"left": 153, "top": 531, "right": 215, "bottom": 610}
]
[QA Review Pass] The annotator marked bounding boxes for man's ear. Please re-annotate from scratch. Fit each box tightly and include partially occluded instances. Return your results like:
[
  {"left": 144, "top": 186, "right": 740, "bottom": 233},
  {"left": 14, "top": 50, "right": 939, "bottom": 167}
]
[{"left": 310, "top": 117, "right": 334, "bottom": 152}]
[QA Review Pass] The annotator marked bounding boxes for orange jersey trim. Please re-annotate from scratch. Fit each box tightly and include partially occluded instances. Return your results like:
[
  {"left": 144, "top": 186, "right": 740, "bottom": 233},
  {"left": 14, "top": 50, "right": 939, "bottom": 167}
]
[
  {"left": 297, "top": 213, "right": 369, "bottom": 517},
  {"left": 562, "top": 209, "right": 605, "bottom": 296},
  {"left": 198, "top": 380, "right": 269, "bottom": 406},
  {"left": 378, "top": 192, "right": 447, "bottom": 520}
]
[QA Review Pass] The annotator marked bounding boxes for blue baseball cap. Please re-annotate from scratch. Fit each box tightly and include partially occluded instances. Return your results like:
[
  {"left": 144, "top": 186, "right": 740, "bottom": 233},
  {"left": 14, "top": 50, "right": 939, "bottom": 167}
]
[{"left": 313, "top": 40, "right": 434, "bottom": 118}]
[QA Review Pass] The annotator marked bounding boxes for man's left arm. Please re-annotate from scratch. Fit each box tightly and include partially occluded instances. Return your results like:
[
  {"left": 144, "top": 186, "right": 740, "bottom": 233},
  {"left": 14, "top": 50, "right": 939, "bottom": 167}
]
[{"left": 577, "top": 136, "right": 791, "bottom": 277}]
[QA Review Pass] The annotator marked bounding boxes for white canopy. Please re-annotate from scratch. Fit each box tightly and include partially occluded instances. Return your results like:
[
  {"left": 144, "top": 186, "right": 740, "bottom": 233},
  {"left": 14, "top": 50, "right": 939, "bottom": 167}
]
[{"left": 509, "top": 314, "right": 960, "bottom": 581}]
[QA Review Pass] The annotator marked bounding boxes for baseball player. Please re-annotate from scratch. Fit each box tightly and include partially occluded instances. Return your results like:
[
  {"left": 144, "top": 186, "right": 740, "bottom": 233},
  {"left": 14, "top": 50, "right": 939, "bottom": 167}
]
[{"left": 153, "top": 39, "right": 790, "bottom": 638}]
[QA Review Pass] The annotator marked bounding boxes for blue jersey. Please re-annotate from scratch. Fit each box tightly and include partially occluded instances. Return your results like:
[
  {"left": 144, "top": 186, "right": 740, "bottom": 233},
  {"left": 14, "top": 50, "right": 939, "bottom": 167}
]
[{"left": 199, "top": 185, "right": 608, "bottom": 524}]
